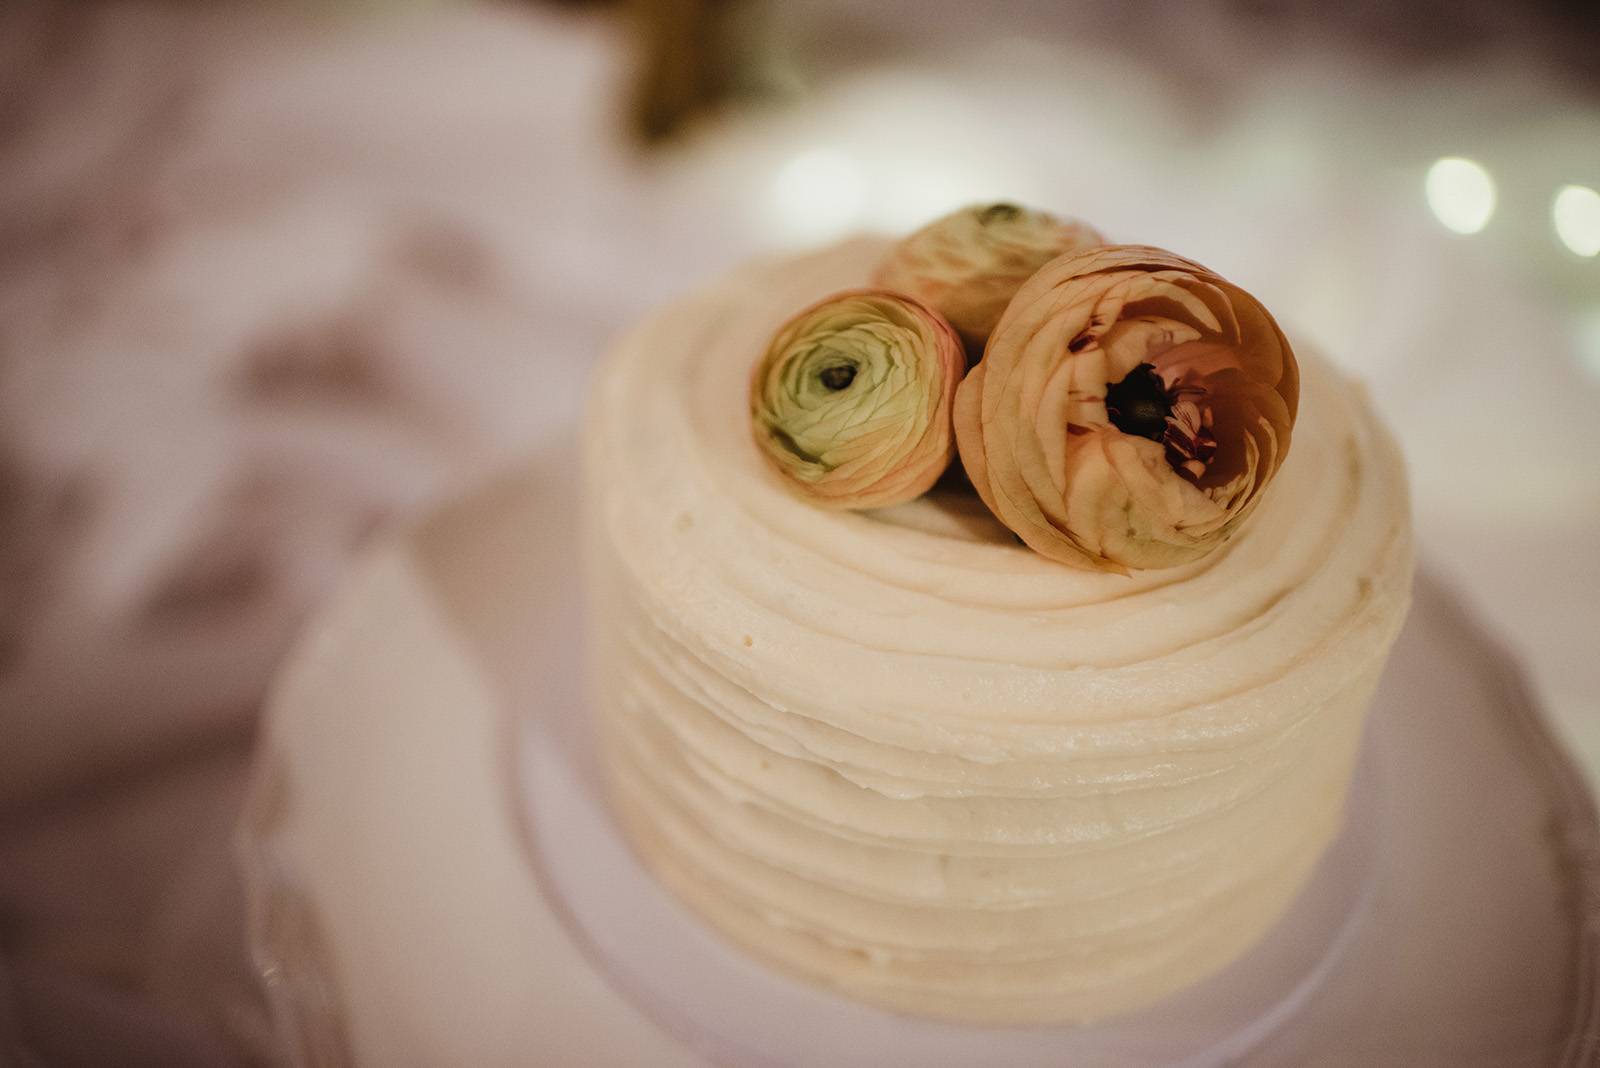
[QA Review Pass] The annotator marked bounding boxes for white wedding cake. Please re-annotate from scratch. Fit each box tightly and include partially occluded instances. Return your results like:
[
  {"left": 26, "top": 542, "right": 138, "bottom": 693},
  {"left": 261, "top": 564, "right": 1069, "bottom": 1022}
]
[{"left": 582, "top": 234, "right": 1414, "bottom": 1024}]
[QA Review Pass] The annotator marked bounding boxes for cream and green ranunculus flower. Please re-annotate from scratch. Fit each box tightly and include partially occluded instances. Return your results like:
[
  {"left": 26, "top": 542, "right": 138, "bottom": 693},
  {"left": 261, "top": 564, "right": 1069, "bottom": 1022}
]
[
  {"left": 954, "top": 244, "right": 1300, "bottom": 573},
  {"left": 872, "top": 202, "right": 1105, "bottom": 353},
  {"left": 750, "top": 289, "right": 965, "bottom": 510}
]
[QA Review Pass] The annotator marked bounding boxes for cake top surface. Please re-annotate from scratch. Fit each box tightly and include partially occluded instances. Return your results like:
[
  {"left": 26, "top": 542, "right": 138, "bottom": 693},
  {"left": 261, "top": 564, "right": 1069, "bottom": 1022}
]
[{"left": 586, "top": 236, "right": 1413, "bottom": 750}]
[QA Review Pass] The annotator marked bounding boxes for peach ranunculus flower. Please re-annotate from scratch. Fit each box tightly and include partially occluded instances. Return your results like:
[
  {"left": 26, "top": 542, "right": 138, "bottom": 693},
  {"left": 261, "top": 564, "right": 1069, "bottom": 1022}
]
[
  {"left": 873, "top": 202, "right": 1104, "bottom": 354},
  {"left": 750, "top": 289, "right": 965, "bottom": 510},
  {"left": 954, "top": 245, "right": 1299, "bottom": 572}
]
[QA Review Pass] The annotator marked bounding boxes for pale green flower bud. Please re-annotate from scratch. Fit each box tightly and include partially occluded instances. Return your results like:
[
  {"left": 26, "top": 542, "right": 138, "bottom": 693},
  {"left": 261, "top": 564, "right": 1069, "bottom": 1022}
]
[{"left": 751, "top": 289, "right": 964, "bottom": 510}]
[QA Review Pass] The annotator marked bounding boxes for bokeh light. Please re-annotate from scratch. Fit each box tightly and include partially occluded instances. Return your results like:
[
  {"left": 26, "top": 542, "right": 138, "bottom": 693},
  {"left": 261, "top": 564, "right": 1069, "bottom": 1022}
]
[
  {"left": 1424, "top": 157, "right": 1496, "bottom": 235},
  {"left": 1553, "top": 184, "right": 1600, "bottom": 258},
  {"left": 767, "top": 147, "right": 868, "bottom": 246}
]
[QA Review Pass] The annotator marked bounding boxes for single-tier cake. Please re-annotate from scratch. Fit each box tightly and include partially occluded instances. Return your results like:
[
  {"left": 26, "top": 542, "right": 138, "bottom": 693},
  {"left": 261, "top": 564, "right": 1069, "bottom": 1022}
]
[{"left": 583, "top": 236, "right": 1413, "bottom": 1024}]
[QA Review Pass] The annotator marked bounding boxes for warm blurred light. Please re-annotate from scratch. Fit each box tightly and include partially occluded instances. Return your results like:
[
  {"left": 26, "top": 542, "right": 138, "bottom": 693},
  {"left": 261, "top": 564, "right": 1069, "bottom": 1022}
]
[
  {"left": 1424, "top": 157, "right": 1496, "bottom": 235},
  {"left": 768, "top": 147, "right": 867, "bottom": 245},
  {"left": 1553, "top": 185, "right": 1600, "bottom": 258}
]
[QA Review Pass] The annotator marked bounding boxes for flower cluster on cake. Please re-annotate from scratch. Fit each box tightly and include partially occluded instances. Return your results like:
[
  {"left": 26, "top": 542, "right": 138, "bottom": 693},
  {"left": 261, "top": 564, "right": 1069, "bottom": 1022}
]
[
  {"left": 749, "top": 204, "right": 1298, "bottom": 573},
  {"left": 584, "top": 202, "right": 1412, "bottom": 1024}
]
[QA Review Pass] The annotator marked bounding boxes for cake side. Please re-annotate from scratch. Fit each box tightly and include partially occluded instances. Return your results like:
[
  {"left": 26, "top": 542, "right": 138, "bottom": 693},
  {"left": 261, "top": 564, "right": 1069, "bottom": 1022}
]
[{"left": 582, "top": 239, "right": 1414, "bottom": 1024}]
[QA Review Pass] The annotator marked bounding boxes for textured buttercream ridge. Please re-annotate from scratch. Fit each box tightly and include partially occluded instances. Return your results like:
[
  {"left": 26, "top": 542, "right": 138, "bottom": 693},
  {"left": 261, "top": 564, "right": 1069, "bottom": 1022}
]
[
  {"left": 609, "top": 626, "right": 1375, "bottom": 850},
  {"left": 609, "top": 747, "right": 1342, "bottom": 914},
  {"left": 614, "top": 785, "right": 1331, "bottom": 1024},
  {"left": 611, "top": 607, "right": 1376, "bottom": 818},
  {"left": 609, "top": 749, "right": 1338, "bottom": 951}
]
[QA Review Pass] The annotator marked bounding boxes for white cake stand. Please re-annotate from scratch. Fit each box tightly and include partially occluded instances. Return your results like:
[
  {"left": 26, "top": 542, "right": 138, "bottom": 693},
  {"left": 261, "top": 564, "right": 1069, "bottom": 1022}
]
[{"left": 237, "top": 448, "right": 1600, "bottom": 1067}]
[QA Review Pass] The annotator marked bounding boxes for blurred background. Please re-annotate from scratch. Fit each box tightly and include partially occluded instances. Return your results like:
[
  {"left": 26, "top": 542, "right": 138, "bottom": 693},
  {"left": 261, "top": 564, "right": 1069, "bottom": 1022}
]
[{"left": 2, "top": 0, "right": 1597, "bottom": 1063}]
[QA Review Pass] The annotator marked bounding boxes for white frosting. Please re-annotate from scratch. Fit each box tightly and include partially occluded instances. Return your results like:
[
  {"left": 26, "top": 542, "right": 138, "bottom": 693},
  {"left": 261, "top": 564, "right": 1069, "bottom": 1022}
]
[{"left": 582, "top": 238, "right": 1414, "bottom": 1024}]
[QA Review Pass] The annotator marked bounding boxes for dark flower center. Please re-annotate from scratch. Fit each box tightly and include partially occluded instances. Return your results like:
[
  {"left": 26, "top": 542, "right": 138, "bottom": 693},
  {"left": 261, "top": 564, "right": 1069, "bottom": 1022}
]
[
  {"left": 819, "top": 363, "right": 858, "bottom": 391},
  {"left": 978, "top": 202, "right": 1021, "bottom": 225},
  {"left": 1105, "top": 363, "right": 1171, "bottom": 440}
]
